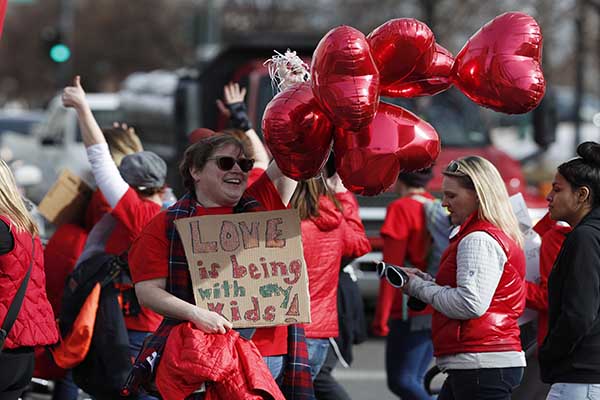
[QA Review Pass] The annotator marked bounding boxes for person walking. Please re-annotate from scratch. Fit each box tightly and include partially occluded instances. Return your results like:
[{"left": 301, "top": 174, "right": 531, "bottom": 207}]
[
  {"left": 0, "top": 159, "right": 58, "bottom": 399},
  {"left": 371, "top": 168, "right": 436, "bottom": 400},
  {"left": 290, "top": 170, "right": 371, "bottom": 379},
  {"left": 401, "top": 156, "right": 527, "bottom": 400},
  {"left": 539, "top": 141, "right": 600, "bottom": 399}
]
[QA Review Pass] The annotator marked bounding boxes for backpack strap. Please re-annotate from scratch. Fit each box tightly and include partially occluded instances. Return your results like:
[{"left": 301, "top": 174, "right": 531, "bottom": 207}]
[{"left": 0, "top": 235, "right": 35, "bottom": 352}]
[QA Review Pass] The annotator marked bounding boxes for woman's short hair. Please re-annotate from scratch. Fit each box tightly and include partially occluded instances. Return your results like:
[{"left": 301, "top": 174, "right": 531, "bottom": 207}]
[
  {"left": 179, "top": 134, "right": 250, "bottom": 193},
  {"left": 0, "top": 160, "right": 38, "bottom": 236},
  {"left": 397, "top": 167, "right": 434, "bottom": 188},
  {"left": 443, "top": 156, "right": 523, "bottom": 247},
  {"left": 558, "top": 141, "right": 600, "bottom": 208}
]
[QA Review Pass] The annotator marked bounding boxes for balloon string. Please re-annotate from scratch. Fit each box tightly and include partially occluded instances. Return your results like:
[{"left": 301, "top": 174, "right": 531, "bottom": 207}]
[{"left": 264, "top": 49, "right": 310, "bottom": 93}]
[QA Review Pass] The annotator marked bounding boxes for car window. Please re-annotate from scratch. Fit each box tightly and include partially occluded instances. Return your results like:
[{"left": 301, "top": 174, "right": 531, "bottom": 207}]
[
  {"left": 75, "top": 108, "right": 125, "bottom": 142},
  {"left": 383, "top": 88, "right": 490, "bottom": 147}
]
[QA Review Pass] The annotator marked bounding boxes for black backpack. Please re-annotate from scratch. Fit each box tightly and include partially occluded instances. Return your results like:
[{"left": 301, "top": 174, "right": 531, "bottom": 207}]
[{"left": 58, "top": 252, "right": 139, "bottom": 399}]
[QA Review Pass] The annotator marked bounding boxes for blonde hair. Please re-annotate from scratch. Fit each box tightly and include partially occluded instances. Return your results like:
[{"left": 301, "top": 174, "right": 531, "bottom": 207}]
[
  {"left": 0, "top": 160, "right": 39, "bottom": 236},
  {"left": 444, "top": 156, "right": 523, "bottom": 248},
  {"left": 103, "top": 125, "right": 144, "bottom": 166}
]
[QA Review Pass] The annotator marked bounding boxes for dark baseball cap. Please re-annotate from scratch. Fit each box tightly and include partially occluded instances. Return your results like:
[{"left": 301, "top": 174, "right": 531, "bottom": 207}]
[{"left": 119, "top": 151, "right": 167, "bottom": 189}]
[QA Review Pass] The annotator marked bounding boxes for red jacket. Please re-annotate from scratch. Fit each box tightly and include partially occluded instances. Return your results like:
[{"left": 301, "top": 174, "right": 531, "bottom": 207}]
[
  {"left": 527, "top": 212, "right": 570, "bottom": 346},
  {"left": 432, "top": 214, "right": 526, "bottom": 357},
  {"left": 302, "top": 192, "right": 371, "bottom": 338},
  {"left": 0, "top": 215, "right": 58, "bottom": 349},
  {"left": 156, "top": 322, "right": 284, "bottom": 400}
]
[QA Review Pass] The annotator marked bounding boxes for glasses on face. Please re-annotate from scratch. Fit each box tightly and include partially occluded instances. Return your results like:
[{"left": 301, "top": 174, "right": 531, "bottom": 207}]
[
  {"left": 208, "top": 156, "right": 254, "bottom": 173},
  {"left": 376, "top": 261, "right": 409, "bottom": 288}
]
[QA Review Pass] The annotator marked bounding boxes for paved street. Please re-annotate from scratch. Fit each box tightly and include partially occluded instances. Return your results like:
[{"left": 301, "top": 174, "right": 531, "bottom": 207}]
[{"left": 22, "top": 335, "right": 551, "bottom": 400}]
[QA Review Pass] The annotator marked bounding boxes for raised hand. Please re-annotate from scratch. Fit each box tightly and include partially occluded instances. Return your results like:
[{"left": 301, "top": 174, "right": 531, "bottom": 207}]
[
  {"left": 223, "top": 82, "right": 247, "bottom": 105},
  {"left": 62, "top": 75, "right": 88, "bottom": 112},
  {"left": 216, "top": 82, "right": 248, "bottom": 118}
]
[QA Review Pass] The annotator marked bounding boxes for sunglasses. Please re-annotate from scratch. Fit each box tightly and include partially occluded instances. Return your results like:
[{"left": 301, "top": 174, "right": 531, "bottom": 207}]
[
  {"left": 376, "top": 261, "right": 409, "bottom": 288},
  {"left": 445, "top": 160, "right": 465, "bottom": 175},
  {"left": 208, "top": 156, "right": 254, "bottom": 173}
]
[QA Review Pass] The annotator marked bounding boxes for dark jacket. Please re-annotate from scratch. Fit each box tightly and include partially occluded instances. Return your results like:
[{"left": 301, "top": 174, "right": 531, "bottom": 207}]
[{"left": 539, "top": 207, "right": 600, "bottom": 383}]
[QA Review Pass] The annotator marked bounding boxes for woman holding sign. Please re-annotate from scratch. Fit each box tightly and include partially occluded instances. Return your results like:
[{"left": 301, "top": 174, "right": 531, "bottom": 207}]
[
  {"left": 400, "top": 156, "right": 527, "bottom": 400},
  {"left": 128, "top": 133, "right": 305, "bottom": 398}
]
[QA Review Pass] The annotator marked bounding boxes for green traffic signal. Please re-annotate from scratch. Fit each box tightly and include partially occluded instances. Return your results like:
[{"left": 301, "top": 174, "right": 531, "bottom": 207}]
[{"left": 49, "top": 43, "right": 70, "bottom": 63}]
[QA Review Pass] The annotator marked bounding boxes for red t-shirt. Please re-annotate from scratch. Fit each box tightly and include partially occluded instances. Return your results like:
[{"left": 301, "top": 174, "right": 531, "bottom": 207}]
[
  {"left": 85, "top": 189, "right": 112, "bottom": 231},
  {"left": 107, "top": 188, "right": 164, "bottom": 332},
  {"left": 372, "top": 193, "right": 434, "bottom": 336},
  {"left": 248, "top": 167, "right": 265, "bottom": 186},
  {"left": 129, "top": 172, "right": 288, "bottom": 356}
]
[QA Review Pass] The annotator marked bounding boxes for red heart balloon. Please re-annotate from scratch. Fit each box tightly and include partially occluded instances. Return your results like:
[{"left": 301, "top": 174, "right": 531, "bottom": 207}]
[
  {"left": 334, "top": 102, "right": 440, "bottom": 196},
  {"left": 452, "top": 12, "right": 545, "bottom": 114},
  {"left": 367, "top": 18, "right": 435, "bottom": 89},
  {"left": 262, "top": 82, "right": 334, "bottom": 180},
  {"left": 381, "top": 44, "right": 454, "bottom": 98},
  {"left": 311, "top": 25, "right": 380, "bottom": 131}
]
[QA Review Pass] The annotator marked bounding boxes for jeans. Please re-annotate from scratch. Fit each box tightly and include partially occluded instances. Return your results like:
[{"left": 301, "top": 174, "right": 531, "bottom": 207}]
[
  {"left": 128, "top": 330, "right": 159, "bottom": 400},
  {"left": 546, "top": 383, "right": 600, "bottom": 400},
  {"left": 52, "top": 370, "right": 79, "bottom": 400},
  {"left": 306, "top": 338, "right": 331, "bottom": 380},
  {"left": 313, "top": 344, "right": 351, "bottom": 400},
  {"left": 439, "top": 367, "right": 524, "bottom": 400},
  {"left": 386, "top": 319, "right": 434, "bottom": 400},
  {"left": 264, "top": 355, "right": 286, "bottom": 384}
]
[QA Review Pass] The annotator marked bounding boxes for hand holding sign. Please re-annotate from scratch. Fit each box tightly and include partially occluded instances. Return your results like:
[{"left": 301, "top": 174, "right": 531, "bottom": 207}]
[
  {"left": 190, "top": 307, "right": 233, "bottom": 334},
  {"left": 174, "top": 209, "right": 311, "bottom": 328}
]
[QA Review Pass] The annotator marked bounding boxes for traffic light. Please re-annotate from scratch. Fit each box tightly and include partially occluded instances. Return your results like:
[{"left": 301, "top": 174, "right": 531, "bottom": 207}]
[{"left": 40, "top": 27, "right": 71, "bottom": 63}]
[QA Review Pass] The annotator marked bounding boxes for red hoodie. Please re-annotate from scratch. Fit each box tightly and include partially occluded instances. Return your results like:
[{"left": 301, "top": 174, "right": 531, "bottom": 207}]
[
  {"left": 302, "top": 192, "right": 371, "bottom": 338},
  {"left": 528, "top": 212, "right": 570, "bottom": 346}
]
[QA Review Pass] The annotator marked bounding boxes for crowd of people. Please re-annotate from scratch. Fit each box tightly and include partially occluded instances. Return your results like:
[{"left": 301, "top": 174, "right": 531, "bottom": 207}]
[{"left": 1, "top": 74, "right": 600, "bottom": 400}]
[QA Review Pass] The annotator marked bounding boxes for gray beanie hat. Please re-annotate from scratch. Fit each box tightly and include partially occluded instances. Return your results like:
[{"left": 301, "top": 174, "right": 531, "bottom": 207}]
[{"left": 119, "top": 151, "right": 167, "bottom": 189}]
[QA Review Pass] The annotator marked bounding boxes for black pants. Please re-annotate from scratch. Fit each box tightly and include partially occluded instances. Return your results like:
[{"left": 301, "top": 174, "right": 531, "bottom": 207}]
[
  {"left": 314, "top": 345, "right": 351, "bottom": 400},
  {"left": 439, "top": 367, "right": 524, "bottom": 400},
  {"left": 0, "top": 347, "right": 34, "bottom": 400}
]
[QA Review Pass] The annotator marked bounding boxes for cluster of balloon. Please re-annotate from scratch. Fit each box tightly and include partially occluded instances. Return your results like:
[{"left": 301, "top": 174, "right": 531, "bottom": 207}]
[{"left": 262, "top": 11, "right": 546, "bottom": 195}]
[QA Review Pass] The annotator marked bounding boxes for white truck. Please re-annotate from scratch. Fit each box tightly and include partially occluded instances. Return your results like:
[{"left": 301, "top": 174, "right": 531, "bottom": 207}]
[{"left": 0, "top": 93, "right": 122, "bottom": 203}]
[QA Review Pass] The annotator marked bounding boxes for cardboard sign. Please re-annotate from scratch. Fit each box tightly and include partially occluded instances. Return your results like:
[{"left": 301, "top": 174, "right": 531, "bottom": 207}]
[
  {"left": 38, "top": 169, "right": 92, "bottom": 226},
  {"left": 510, "top": 193, "right": 541, "bottom": 324},
  {"left": 174, "top": 209, "right": 311, "bottom": 328}
]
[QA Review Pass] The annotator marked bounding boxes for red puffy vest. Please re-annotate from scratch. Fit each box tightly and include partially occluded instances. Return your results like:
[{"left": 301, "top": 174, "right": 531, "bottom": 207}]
[
  {"left": 432, "top": 214, "right": 525, "bottom": 357},
  {"left": 0, "top": 215, "right": 58, "bottom": 349}
]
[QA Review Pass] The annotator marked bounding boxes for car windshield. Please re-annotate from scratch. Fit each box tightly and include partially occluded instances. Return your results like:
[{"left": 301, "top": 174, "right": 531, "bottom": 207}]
[{"left": 255, "top": 77, "right": 489, "bottom": 147}]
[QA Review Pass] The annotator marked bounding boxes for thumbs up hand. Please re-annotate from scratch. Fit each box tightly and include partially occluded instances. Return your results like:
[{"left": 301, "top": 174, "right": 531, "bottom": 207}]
[{"left": 62, "top": 75, "right": 88, "bottom": 112}]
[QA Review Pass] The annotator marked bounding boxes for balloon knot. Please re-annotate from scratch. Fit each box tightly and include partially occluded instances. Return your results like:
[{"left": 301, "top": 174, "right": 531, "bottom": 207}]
[{"left": 264, "top": 49, "right": 310, "bottom": 92}]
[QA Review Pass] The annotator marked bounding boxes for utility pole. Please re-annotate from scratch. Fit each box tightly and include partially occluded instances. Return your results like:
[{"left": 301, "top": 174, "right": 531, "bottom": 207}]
[
  {"left": 58, "top": 0, "right": 74, "bottom": 87},
  {"left": 574, "top": 0, "right": 585, "bottom": 148}
]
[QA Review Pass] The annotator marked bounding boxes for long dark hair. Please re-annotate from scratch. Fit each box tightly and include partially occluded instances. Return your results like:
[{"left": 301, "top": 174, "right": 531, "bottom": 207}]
[{"left": 558, "top": 141, "right": 600, "bottom": 208}]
